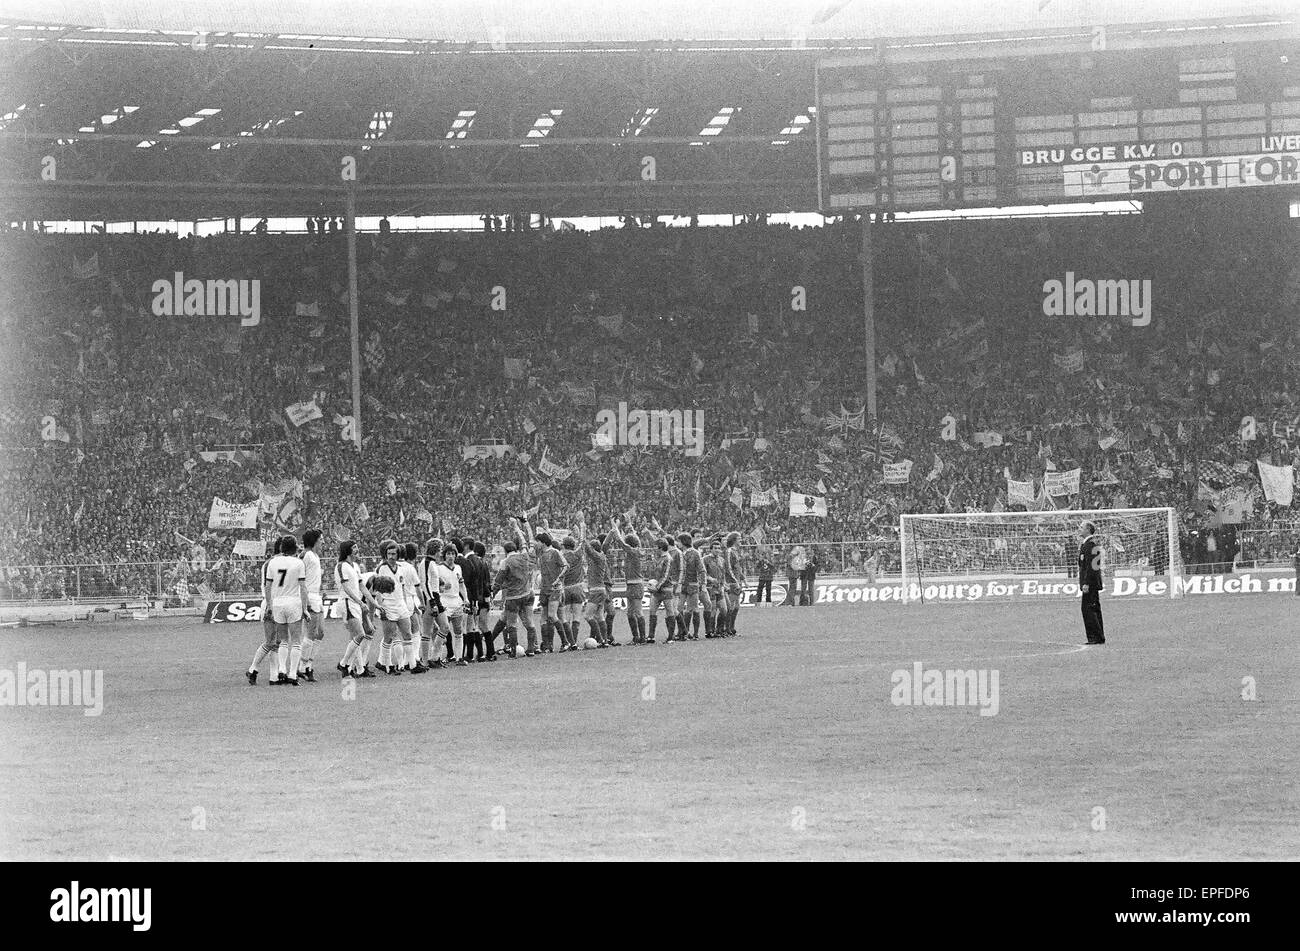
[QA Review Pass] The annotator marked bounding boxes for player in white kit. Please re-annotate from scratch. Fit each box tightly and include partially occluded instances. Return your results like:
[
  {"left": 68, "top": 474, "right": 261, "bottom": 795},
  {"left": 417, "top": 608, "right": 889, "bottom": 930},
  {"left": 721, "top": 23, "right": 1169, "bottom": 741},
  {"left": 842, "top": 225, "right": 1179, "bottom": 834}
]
[
  {"left": 399, "top": 542, "right": 426, "bottom": 671},
  {"left": 263, "top": 534, "right": 309, "bottom": 685},
  {"left": 374, "top": 539, "right": 422, "bottom": 675},
  {"left": 335, "top": 539, "right": 379, "bottom": 678},
  {"left": 245, "top": 537, "right": 284, "bottom": 685},
  {"left": 298, "top": 528, "right": 324, "bottom": 682},
  {"left": 435, "top": 544, "right": 470, "bottom": 667},
  {"left": 419, "top": 540, "right": 449, "bottom": 669}
]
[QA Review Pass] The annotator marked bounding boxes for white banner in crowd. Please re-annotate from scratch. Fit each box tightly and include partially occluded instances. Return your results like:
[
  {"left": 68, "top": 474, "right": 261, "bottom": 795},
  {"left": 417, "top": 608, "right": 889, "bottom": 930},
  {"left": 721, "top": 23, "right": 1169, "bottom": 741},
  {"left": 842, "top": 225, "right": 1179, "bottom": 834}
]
[
  {"left": 538, "top": 455, "right": 574, "bottom": 480},
  {"left": 1043, "top": 468, "right": 1081, "bottom": 496},
  {"left": 1006, "top": 478, "right": 1037, "bottom": 507},
  {"left": 233, "top": 538, "right": 266, "bottom": 557},
  {"left": 789, "top": 492, "right": 827, "bottom": 517},
  {"left": 462, "top": 443, "right": 513, "bottom": 462},
  {"left": 1052, "top": 350, "right": 1084, "bottom": 373},
  {"left": 208, "top": 497, "right": 258, "bottom": 530},
  {"left": 285, "top": 400, "right": 323, "bottom": 427},
  {"left": 972, "top": 431, "right": 1003, "bottom": 448},
  {"left": 1257, "top": 460, "right": 1294, "bottom": 506},
  {"left": 883, "top": 460, "right": 913, "bottom": 484},
  {"left": 199, "top": 450, "right": 239, "bottom": 464}
]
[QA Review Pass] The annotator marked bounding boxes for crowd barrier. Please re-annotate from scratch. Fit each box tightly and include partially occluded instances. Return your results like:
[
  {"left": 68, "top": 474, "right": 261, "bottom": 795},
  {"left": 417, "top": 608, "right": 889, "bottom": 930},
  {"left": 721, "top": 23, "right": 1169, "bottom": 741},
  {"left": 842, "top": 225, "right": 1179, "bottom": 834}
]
[{"left": 199, "top": 567, "right": 1299, "bottom": 623}]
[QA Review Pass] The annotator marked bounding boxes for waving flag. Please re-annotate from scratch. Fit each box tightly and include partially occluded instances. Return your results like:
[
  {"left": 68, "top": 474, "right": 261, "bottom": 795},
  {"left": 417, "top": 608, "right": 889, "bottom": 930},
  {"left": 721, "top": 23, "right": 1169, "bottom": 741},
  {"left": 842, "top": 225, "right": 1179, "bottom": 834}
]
[
  {"left": 788, "top": 492, "right": 827, "bottom": 517},
  {"left": 1258, "top": 460, "right": 1294, "bottom": 506},
  {"left": 1198, "top": 460, "right": 1237, "bottom": 486}
]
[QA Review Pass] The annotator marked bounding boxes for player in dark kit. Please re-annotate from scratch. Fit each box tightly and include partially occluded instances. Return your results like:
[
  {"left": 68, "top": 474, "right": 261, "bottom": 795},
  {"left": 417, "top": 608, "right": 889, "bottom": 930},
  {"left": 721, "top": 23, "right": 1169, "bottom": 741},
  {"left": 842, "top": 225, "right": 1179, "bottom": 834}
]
[
  {"left": 461, "top": 538, "right": 495, "bottom": 661},
  {"left": 1078, "top": 521, "right": 1105, "bottom": 645}
]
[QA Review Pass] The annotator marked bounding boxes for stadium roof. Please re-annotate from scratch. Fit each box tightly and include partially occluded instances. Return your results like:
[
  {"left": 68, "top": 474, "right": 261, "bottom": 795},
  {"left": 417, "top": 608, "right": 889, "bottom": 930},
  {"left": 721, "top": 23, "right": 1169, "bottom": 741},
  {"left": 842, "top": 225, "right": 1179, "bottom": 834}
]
[
  {"left": 1, "top": 2, "right": 1297, "bottom": 221},
  {"left": 1, "top": 0, "right": 1292, "bottom": 46}
]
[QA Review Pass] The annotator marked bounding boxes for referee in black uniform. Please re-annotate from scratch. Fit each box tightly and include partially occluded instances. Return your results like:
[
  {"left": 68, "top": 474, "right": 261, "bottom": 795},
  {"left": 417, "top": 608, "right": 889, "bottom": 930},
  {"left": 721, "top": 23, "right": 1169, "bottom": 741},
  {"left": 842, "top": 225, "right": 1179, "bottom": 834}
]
[{"left": 1078, "top": 521, "right": 1105, "bottom": 645}]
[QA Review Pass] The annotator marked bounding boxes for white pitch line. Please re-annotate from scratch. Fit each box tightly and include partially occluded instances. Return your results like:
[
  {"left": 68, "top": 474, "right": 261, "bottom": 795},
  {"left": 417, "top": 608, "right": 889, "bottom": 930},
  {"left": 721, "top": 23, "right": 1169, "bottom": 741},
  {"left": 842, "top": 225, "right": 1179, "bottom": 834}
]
[{"left": 822, "top": 641, "right": 1091, "bottom": 672}]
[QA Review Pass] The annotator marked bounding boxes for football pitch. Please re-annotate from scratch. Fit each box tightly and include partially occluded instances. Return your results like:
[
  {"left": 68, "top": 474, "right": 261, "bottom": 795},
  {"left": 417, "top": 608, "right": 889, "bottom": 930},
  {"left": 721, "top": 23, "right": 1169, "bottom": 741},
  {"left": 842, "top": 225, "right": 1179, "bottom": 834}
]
[{"left": 1, "top": 595, "right": 1296, "bottom": 861}]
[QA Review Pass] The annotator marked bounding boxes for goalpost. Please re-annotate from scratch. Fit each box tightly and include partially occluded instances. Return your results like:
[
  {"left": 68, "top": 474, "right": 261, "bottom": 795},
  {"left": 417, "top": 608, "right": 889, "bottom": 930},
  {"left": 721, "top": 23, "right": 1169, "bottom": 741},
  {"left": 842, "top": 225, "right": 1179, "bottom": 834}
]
[{"left": 899, "top": 507, "right": 1182, "bottom": 604}]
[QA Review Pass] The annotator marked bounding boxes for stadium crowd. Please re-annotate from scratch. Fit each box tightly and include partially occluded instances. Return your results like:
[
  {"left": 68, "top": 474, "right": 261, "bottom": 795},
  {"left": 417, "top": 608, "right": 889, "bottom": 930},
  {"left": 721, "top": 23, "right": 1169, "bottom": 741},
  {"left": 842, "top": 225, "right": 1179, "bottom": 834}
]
[{"left": 2, "top": 195, "right": 1299, "bottom": 601}]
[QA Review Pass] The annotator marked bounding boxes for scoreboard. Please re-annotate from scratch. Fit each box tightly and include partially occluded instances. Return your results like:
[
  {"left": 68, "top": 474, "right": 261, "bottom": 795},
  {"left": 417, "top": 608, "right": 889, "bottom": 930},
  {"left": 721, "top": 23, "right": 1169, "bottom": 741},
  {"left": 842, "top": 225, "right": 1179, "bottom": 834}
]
[{"left": 815, "top": 27, "right": 1300, "bottom": 213}]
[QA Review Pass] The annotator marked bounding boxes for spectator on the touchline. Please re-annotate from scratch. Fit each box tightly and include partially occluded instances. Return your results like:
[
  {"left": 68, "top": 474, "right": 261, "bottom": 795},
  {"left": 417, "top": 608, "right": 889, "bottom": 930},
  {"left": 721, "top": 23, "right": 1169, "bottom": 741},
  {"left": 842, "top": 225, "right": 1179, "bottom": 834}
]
[
  {"left": 786, "top": 546, "right": 806, "bottom": 606},
  {"left": 755, "top": 552, "right": 775, "bottom": 604},
  {"left": 800, "top": 548, "right": 818, "bottom": 606}
]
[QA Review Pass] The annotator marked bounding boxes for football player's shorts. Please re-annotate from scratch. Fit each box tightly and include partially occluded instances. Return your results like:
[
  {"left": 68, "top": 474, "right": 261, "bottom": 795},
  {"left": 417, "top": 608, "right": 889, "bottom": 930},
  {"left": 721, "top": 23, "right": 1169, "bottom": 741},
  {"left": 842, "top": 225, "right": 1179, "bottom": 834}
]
[
  {"left": 307, "top": 593, "right": 323, "bottom": 614},
  {"left": 504, "top": 595, "right": 533, "bottom": 618},
  {"left": 649, "top": 585, "right": 677, "bottom": 615},
  {"left": 680, "top": 583, "right": 701, "bottom": 613},
  {"left": 271, "top": 599, "right": 303, "bottom": 625},
  {"left": 442, "top": 600, "right": 465, "bottom": 620},
  {"left": 562, "top": 583, "right": 586, "bottom": 606},
  {"left": 587, "top": 585, "right": 610, "bottom": 607},
  {"left": 624, "top": 582, "right": 644, "bottom": 611},
  {"left": 383, "top": 614, "right": 413, "bottom": 637}
]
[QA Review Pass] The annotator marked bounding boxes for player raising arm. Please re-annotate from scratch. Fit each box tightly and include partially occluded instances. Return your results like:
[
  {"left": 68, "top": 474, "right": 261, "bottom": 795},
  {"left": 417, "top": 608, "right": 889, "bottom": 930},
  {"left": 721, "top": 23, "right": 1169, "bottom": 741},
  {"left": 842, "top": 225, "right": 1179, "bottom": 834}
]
[
  {"left": 580, "top": 516, "right": 615, "bottom": 647},
  {"left": 642, "top": 518, "right": 680, "bottom": 644},
  {"left": 492, "top": 517, "right": 537, "bottom": 657},
  {"left": 604, "top": 516, "right": 646, "bottom": 644},
  {"left": 532, "top": 521, "right": 567, "bottom": 653}
]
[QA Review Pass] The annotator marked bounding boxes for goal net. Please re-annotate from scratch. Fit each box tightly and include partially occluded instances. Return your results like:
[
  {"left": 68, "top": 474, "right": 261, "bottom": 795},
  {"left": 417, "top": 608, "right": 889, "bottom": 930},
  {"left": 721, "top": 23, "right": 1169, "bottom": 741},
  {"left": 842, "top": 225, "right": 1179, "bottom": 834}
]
[{"left": 899, "top": 507, "right": 1182, "bottom": 604}]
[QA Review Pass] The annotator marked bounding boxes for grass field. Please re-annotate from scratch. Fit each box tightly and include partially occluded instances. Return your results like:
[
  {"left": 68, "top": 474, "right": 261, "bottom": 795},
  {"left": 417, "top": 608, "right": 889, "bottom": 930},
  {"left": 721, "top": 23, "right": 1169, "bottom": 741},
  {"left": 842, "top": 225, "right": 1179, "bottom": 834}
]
[{"left": 1, "top": 595, "right": 1296, "bottom": 861}]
